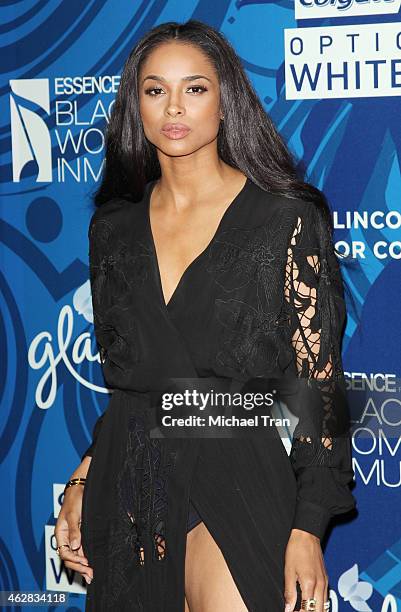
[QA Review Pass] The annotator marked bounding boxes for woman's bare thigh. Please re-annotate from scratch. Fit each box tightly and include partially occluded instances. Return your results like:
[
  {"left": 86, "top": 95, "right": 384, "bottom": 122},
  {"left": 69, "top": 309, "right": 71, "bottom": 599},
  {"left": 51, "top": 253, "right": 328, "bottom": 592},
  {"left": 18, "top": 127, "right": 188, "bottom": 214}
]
[{"left": 184, "top": 520, "right": 248, "bottom": 612}]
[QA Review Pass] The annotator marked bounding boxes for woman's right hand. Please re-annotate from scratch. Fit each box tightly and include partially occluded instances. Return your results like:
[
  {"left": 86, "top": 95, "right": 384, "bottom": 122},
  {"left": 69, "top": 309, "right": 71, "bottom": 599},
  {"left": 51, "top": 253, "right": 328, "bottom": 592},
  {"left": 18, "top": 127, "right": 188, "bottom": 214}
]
[{"left": 54, "top": 480, "right": 93, "bottom": 585}]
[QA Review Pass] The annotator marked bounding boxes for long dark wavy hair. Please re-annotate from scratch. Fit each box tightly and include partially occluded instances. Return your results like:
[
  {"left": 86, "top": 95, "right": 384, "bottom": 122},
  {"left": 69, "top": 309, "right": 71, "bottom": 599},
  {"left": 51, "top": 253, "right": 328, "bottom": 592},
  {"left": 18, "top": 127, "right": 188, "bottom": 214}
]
[{"left": 90, "top": 19, "right": 358, "bottom": 322}]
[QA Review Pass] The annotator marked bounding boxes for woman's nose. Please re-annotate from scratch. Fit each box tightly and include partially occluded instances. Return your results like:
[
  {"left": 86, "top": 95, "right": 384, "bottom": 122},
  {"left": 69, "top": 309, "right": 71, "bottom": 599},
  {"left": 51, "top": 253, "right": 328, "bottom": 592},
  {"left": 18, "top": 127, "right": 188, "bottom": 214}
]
[
  {"left": 165, "top": 91, "right": 185, "bottom": 116},
  {"left": 166, "top": 108, "right": 184, "bottom": 117}
]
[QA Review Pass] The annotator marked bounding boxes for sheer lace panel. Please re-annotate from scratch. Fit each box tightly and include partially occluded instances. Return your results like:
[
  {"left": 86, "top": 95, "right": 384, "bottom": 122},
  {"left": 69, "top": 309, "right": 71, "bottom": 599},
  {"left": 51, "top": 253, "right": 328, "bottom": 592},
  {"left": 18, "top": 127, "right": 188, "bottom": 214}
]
[
  {"left": 284, "top": 209, "right": 346, "bottom": 464},
  {"left": 117, "top": 410, "right": 177, "bottom": 568}
]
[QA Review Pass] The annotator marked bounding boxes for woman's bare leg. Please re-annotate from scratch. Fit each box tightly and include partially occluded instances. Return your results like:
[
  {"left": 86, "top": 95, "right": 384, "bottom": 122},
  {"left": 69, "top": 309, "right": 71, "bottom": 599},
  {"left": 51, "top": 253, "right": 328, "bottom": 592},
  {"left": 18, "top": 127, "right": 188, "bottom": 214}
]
[{"left": 184, "top": 521, "right": 248, "bottom": 612}]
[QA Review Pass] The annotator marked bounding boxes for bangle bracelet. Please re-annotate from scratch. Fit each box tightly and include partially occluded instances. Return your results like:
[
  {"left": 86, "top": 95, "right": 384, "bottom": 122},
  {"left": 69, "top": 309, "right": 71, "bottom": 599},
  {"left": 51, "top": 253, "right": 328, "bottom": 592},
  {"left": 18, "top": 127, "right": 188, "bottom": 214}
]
[{"left": 64, "top": 477, "right": 86, "bottom": 494}]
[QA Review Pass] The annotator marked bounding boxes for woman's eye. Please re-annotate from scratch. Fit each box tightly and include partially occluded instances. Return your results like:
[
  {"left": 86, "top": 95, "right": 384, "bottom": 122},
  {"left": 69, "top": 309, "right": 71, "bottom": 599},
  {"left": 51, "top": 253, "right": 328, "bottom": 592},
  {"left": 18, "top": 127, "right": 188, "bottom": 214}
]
[
  {"left": 187, "top": 85, "right": 207, "bottom": 94},
  {"left": 144, "top": 87, "right": 164, "bottom": 96},
  {"left": 144, "top": 85, "right": 207, "bottom": 96}
]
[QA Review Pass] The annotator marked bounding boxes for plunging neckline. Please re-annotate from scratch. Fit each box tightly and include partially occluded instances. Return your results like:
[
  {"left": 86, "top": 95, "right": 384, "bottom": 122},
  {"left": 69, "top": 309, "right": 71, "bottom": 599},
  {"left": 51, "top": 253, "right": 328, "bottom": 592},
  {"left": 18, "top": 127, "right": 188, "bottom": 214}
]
[{"left": 145, "top": 176, "right": 251, "bottom": 311}]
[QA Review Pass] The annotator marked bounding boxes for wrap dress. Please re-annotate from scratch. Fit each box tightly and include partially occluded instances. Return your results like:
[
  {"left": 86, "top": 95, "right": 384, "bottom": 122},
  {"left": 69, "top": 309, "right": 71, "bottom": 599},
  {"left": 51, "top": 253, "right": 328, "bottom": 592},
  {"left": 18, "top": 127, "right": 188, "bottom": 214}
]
[{"left": 80, "top": 176, "right": 356, "bottom": 611}]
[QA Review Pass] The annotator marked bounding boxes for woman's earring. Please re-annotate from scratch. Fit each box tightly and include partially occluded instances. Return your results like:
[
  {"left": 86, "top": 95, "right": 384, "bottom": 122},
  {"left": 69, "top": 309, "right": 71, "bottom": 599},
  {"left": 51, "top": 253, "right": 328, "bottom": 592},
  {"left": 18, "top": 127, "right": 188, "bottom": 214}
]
[{"left": 220, "top": 115, "right": 225, "bottom": 121}]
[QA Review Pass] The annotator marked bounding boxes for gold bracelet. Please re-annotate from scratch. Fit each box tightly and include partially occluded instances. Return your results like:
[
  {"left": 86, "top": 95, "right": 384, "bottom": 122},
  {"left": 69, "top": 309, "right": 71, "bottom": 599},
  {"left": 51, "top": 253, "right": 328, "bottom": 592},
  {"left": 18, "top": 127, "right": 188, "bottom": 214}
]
[{"left": 64, "top": 477, "right": 86, "bottom": 494}]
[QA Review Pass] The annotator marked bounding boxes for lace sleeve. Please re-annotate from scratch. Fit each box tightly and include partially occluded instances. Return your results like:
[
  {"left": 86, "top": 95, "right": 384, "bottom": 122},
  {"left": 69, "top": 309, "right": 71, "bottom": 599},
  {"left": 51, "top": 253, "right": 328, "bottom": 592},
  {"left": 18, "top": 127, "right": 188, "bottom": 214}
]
[{"left": 283, "top": 201, "right": 356, "bottom": 540}]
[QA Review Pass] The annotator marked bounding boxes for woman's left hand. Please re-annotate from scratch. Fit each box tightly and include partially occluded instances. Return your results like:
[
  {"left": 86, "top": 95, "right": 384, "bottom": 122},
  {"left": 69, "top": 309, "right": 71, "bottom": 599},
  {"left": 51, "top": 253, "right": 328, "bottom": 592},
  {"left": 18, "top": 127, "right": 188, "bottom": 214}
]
[{"left": 283, "top": 528, "right": 329, "bottom": 612}]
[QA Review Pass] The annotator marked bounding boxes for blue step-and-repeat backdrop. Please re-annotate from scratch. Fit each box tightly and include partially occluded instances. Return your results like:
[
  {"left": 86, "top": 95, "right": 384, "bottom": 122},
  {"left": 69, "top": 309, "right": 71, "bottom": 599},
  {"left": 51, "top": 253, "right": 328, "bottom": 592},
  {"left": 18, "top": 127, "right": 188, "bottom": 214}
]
[{"left": 1, "top": 1, "right": 401, "bottom": 611}]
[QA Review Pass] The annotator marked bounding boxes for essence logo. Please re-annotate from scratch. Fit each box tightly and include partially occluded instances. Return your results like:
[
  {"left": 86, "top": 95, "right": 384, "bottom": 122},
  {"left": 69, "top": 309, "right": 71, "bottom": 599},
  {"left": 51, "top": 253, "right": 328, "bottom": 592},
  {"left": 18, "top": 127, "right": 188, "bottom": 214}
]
[
  {"left": 9, "top": 74, "right": 116, "bottom": 184},
  {"left": 9, "top": 79, "right": 52, "bottom": 183},
  {"left": 295, "top": 0, "right": 400, "bottom": 20}
]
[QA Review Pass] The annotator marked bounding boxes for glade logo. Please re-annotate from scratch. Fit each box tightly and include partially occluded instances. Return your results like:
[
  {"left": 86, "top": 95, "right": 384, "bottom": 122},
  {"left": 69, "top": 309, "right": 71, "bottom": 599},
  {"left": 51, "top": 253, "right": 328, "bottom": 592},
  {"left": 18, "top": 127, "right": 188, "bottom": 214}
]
[
  {"left": 10, "top": 78, "right": 52, "bottom": 182},
  {"left": 28, "top": 280, "right": 109, "bottom": 409},
  {"left": 295, "top": 0, "right": 400, "bottom": 19}
]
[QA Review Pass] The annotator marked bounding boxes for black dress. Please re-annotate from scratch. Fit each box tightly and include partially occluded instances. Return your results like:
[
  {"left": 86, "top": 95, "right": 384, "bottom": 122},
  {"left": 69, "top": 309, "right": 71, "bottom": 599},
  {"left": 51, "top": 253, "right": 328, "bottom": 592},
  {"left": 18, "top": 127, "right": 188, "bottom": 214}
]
[{"left": 80, "top": 177, "right": 356, "bottom": 611}]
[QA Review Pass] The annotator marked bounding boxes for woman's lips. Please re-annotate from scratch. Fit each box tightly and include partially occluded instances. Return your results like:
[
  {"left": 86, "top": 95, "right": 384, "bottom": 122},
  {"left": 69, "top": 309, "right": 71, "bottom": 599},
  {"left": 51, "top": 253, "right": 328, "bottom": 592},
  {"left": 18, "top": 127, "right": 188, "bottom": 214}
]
[{"left": 161, "top": 126, "right": 191, "bottom": 140}]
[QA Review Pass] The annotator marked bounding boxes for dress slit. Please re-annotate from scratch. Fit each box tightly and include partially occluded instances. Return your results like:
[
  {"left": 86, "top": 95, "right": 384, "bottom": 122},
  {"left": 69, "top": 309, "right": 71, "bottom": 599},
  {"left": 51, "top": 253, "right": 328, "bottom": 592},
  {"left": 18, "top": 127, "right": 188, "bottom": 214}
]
[{"left": 184, "top": 486, "right": 255, "bottom": 611}]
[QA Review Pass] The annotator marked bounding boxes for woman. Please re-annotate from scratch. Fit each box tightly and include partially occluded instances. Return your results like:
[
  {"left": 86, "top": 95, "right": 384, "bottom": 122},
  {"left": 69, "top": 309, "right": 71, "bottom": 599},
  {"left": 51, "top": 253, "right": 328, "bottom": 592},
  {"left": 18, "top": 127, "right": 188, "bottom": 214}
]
[{"left": 54, "top": 20, "right": 356, "bottom": 612}]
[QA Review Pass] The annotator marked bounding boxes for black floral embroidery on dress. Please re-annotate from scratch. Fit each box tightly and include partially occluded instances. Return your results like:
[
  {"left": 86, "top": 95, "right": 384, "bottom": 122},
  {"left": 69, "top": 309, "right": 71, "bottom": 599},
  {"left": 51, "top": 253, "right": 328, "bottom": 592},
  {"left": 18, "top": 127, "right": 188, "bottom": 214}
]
[
  {"left": 206, "top": 207, "right": 296, "bottom": 376},
  {"left": 213, "top": 298, "right": 282, "bottom": 376},
  {"left": 206, "top": 221, "right": 289, "bottom": 302},
  {"left": 142, "top": 419, "right": 178, "bottom": 564},
  {"left": 117, "top": 410, "right": 177, "bottom": 566},
  {"left": 97, "top": 411, "right": 177, "bottom": 608},
  {"left": 89, "top": 215, "right": 153, "bottom": 370}
]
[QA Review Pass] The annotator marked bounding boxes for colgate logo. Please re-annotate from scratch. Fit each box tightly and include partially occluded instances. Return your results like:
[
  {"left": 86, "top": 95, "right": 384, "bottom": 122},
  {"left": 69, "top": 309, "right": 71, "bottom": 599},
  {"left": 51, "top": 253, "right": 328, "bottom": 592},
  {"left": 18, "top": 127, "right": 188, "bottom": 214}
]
[
  {"left": 300, "top": 0, "right": 394, "bottom": 10},
  {"left": 295, "top": 0, "right": 400, "bottom": 19}
]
